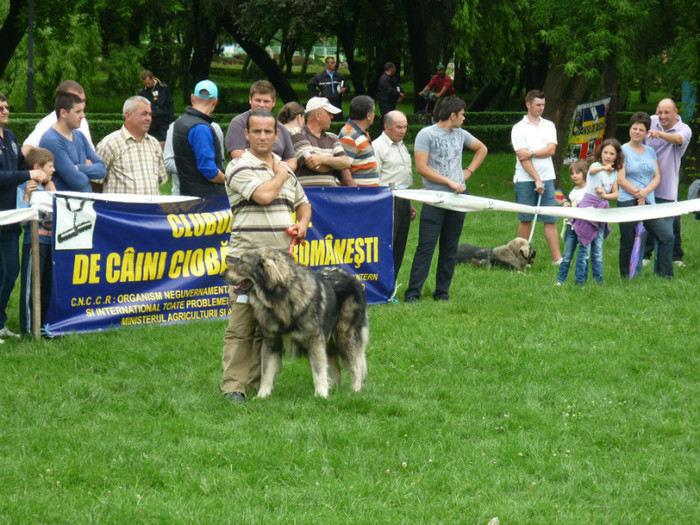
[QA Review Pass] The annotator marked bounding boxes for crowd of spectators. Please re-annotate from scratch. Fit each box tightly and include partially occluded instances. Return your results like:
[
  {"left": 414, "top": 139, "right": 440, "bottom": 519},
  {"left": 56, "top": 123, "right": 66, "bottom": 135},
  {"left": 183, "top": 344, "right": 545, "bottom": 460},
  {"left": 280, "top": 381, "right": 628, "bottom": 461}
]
[{"left": 0, "top": 59, "right": 693, "bottom": 347}]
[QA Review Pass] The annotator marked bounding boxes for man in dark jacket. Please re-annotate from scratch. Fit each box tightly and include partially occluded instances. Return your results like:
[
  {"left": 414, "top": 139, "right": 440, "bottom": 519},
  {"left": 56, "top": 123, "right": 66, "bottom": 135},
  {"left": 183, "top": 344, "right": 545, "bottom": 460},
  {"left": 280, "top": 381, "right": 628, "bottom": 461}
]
[
  {"left": 307, "top": 57, "right": 348, "bottom": 122},
  {"left": 377, "top": 62, "right": 404, "bottom": 118},
  {"left": 140, "top": 70, "right": 175, "bottom": 143},
  {"left": 172, "top": 80, "right": 226, "bottom": 198},
  {"left": 0, "top": 93, "right": 49, "bottom": 340}
]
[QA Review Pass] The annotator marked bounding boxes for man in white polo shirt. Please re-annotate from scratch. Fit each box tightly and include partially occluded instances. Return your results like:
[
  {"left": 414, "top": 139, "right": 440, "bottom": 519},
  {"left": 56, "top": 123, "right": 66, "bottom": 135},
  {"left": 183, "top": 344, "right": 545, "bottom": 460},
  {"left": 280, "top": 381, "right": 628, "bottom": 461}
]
[{"left": 512, "top": 89, "right": 562, "bottom": 264}]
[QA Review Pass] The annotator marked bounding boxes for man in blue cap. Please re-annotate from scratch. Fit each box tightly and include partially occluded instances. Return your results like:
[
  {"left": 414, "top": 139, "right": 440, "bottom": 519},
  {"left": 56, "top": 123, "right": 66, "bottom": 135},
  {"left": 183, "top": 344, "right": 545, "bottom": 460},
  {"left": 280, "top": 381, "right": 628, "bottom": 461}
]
[{"left": 172, "top": 80, "right": 226, "bottom": 197}]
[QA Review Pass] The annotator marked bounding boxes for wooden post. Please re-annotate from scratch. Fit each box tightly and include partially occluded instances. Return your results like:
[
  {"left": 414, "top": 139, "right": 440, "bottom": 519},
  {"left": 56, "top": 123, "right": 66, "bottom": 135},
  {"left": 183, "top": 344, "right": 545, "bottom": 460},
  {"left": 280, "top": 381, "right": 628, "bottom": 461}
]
[{"left": 30, "top": 220, "right": 41, "bottom": 340}]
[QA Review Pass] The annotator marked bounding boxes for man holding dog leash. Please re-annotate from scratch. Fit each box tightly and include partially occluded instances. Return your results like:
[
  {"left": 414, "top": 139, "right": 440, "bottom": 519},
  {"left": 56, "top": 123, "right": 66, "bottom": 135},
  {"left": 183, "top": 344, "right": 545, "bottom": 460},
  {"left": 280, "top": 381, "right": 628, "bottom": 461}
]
[
  {"left": 512, "top": 89, "right": 562, "bottom": 264},
  {"left": 221, "top": 110, "right": 311, "bottom": 403}
]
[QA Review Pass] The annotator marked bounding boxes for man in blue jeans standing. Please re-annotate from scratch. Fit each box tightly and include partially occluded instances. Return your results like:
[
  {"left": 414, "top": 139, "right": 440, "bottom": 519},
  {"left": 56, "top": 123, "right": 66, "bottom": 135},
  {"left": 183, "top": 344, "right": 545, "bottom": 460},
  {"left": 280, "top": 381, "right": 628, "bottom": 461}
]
[
  {"left": 512, "top": 89, "right": 562, "bottom": 264},
  {"left": 404, "top": 96, "right": 488, "bottom": 302},
  {"left": 0, "top": 93, "right": 50, "bottom": 340}
]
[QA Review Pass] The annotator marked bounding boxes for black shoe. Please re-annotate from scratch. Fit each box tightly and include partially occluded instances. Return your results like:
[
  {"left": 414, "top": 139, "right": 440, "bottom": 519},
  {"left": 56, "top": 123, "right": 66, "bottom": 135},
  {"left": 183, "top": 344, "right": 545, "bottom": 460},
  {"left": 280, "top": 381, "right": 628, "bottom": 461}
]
[
  {"left": 224, "top": 392, "right": 246, "bottom": 403},
  {"left": 433, "top": 294, "right": 449, "bottom": 301},
  {"left": 404, "top": 296, "right": 419, "bottom": 303}
]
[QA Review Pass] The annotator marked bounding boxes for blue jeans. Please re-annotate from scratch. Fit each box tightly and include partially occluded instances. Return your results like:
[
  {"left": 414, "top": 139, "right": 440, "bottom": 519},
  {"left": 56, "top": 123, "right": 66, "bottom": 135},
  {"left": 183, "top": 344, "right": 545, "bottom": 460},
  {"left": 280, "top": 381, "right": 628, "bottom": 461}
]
[
  {"left": 0, "top": 224, "right": 21, "bottom": 329},
  {"left": 557, "top": 223, "right": 580, "bottom": 283},
  {"left": 575, "top": 224, "right": 606, "bottom": 284},
  {"left": 515, "top": 180, "right": 557, "bottom": 223}
]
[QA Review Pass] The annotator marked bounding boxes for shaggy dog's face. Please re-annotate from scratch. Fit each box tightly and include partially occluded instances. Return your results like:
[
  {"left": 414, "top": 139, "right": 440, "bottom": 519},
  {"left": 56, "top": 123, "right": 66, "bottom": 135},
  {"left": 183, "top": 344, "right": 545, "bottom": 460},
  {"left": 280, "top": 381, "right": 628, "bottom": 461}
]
[
  {"left": 221, "top": 249, "right": 289, "bottom": 295},
  {"left": 221, "top": 253, "right": 258, "bottom": 295},
  {"left": 509, "top": 237, "right": 536, "bottom": 266}
]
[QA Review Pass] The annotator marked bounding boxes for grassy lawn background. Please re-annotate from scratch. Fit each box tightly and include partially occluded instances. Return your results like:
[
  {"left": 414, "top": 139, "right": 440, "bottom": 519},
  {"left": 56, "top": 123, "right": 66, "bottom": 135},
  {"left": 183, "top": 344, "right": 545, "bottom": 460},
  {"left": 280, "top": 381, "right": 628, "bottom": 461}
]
[{"left": 1, "top": 152, "right": 699, "bottom": 523}]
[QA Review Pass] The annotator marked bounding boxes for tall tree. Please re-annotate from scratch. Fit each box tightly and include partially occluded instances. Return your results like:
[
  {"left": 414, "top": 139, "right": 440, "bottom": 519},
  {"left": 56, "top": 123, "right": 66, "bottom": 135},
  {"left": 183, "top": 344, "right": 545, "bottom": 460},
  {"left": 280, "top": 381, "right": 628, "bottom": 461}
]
[
  {"left": 220, "top": 16, "right": 297, "bottom": 102},
  {"left": 533, "top": 0, "right": 658, "bottom": 182},
  {"left": 402, "top": 0, "right": 438, "bottom": 111},
  {"left": 454, "top": 0, "right": 533, "bottom": 110},
  {"left": 0, "top": 0, "right": 26, "bottom": 79},
  {"left": 216, "top": 0, "right": 338, "bottom": 102}
]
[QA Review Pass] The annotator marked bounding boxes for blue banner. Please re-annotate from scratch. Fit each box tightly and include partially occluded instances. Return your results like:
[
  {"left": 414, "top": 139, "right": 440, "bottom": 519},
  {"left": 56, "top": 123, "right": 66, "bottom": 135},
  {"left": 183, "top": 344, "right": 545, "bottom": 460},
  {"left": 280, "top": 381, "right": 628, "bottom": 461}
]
[
  {"left": 300, "top": 187, "right": 394, "bottom": 304},
  {"left": 45, "top": 187, "right": 394, "bottom": 336}
]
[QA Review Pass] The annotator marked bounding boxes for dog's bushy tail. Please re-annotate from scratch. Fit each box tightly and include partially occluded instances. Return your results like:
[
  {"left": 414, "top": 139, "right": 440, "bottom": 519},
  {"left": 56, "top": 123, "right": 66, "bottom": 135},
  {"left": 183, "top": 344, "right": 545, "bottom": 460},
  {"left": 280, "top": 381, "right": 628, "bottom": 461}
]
[
  {"left": 318, "top": 267, "right": 366, "bottom": 314},
  {"left": 319, "top": 267, "right": 369, "bottom": 389}
]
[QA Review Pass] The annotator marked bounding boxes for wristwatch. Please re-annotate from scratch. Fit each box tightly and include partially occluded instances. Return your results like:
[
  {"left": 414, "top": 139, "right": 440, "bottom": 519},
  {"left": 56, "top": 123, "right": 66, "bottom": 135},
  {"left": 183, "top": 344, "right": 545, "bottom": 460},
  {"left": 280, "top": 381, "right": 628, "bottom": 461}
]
[{"left": 530, "top": 150, "right": 535, "bottom": 159}]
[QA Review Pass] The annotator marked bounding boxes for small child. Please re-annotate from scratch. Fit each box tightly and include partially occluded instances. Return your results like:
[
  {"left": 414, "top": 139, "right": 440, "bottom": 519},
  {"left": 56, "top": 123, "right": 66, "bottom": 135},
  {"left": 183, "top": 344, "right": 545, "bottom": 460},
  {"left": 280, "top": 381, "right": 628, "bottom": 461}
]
[
  {"left": 572, "top": 139, "right": 623, "bottom": 284},
  {"left": 17, "top": 147, "right": 56, "bottom": 334},
  {"left": 556, "top": 159, "right": 588, "bottom": 285}
]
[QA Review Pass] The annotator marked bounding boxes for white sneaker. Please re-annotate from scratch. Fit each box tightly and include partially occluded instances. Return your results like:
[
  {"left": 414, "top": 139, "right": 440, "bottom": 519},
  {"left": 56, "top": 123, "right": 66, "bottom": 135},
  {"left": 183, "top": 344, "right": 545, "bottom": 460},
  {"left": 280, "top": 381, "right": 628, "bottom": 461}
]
[
  {"left": 674, "top": 260, "right": 686, "bottom": 267},
  {"left": 642, "top": 258, "right": 651, "bottom": 267},
  {"left": 0, "top": 338, "right": 4, "bottom": 344},
  {"left": 552, "top": 258, "right": 563, "bottom": 266},
  {"left": 0, "top": 326, "right": 20, "bottom": 338}
]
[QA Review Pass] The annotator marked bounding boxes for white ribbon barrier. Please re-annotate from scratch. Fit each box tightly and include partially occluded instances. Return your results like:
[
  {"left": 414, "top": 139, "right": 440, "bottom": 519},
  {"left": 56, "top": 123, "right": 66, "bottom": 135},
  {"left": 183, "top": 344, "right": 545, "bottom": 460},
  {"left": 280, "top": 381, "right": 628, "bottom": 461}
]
[
  {"left": 0, "top": 206, "right": 40, "bottom": 226},
  {"left": 395, "top": 189, "right": 700, "bottom": 223}
]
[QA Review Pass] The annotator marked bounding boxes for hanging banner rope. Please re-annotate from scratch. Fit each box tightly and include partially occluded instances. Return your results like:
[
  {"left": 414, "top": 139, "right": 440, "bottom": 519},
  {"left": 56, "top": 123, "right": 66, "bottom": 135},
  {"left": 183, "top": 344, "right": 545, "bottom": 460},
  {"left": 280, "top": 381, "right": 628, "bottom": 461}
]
[{"left": 394, "top": 189, "right": 700, "bottom": 223}]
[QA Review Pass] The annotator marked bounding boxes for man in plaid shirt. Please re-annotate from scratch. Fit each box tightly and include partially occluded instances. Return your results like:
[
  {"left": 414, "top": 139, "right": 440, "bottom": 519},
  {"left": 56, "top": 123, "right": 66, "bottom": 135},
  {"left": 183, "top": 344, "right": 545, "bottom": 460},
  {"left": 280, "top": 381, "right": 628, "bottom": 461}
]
[{"left": 96, "top": 96, "right": 168, "bottom": 195}]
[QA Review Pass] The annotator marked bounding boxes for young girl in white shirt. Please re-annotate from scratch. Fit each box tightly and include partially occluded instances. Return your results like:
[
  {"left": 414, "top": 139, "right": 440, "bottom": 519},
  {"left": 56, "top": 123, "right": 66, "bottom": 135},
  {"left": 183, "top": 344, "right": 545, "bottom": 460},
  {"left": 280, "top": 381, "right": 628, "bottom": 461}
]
[{"left": 573, "top": 139, "right": 622, "bottom": 284}]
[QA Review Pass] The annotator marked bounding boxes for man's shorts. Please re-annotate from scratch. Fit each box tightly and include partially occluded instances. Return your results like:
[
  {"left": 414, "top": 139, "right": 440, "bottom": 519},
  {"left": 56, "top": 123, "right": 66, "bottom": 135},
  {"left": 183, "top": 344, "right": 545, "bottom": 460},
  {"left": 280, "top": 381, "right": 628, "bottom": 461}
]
[{"left": 515, "top": 180, "right": 557, "bottom": 223}]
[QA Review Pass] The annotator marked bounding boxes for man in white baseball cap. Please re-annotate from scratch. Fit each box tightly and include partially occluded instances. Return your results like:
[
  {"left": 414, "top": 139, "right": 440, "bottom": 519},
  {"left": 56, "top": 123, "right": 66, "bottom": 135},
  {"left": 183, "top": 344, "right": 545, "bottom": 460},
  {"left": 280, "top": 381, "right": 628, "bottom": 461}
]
[{"left": 289, "top": 97, "right": 353, "bottom": 187}]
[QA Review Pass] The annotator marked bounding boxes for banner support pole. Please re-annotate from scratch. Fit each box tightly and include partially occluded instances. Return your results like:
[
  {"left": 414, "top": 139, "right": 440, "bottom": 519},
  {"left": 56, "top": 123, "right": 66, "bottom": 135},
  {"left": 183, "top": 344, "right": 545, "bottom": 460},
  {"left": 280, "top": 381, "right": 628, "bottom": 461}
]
[{"left": 31, "top": 220, "right": 41, "bottom": 340}]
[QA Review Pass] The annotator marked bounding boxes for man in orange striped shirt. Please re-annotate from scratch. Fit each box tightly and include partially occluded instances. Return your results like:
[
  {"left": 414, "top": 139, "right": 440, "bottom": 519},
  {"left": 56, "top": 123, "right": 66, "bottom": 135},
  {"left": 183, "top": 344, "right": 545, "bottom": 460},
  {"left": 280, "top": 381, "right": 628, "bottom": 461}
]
[{"left": 338, "top": 95, "right": 379, "bottom": 186}]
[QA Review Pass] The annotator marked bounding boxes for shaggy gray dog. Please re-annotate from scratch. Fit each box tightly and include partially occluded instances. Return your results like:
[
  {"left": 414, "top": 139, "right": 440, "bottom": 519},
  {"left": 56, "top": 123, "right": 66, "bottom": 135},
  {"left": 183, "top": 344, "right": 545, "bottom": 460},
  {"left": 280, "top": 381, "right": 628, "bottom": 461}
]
[{"left": 222, "top": 248, "right": 369, "bottom": 398}]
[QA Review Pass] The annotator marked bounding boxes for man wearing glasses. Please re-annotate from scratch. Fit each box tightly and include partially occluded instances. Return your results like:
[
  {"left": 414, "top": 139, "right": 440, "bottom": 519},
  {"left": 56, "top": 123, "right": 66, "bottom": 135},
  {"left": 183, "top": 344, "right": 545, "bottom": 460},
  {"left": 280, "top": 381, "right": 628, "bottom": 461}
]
[{"left": 0, "top": 93, "right": 50, "bottom": 341}]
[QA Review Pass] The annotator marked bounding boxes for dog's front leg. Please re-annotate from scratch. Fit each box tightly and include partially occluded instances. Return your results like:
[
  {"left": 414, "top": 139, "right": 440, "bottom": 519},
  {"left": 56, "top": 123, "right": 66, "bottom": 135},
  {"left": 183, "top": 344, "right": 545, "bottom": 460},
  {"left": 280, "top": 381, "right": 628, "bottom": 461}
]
[
  {"left": 258, "top": 339, "right": 281, "bottom": 398},
  {"left": 308, "top": 336, "right": 329, "bottom": 398}
]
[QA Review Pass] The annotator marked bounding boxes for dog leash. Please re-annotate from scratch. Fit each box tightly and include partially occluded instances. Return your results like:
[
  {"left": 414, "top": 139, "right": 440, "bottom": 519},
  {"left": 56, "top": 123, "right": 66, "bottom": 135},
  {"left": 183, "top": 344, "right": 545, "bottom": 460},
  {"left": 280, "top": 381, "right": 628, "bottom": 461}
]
[
  {"left": 528, "top": 192, "right": 543, "bottom": 244},
  {"left": 286, "top": 226, "right": 306, "bottom": 255},
  {"left": 389, "top": 282, "right": 402, "bottom": 303}
]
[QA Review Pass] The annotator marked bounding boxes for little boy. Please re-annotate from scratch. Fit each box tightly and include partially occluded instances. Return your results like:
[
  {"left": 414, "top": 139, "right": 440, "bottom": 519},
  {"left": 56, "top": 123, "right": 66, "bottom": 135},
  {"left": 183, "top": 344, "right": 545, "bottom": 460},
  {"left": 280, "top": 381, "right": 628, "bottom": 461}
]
[{"left": 17, "top": 147, "right": 56, "bottom": 334}]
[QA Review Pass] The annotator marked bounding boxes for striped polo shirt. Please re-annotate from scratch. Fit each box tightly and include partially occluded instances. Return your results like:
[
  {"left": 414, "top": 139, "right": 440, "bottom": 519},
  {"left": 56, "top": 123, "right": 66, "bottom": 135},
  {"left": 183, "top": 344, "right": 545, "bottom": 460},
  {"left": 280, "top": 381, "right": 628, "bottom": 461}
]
[
  {"left": 291, "top": 125, "right": 347, "bottom": 187},
  {"left": 225, "top": 150, "right": 309, "bottom": 256},
  {"left": 338, "top": 120, "right": 379, "bottom": 186}
]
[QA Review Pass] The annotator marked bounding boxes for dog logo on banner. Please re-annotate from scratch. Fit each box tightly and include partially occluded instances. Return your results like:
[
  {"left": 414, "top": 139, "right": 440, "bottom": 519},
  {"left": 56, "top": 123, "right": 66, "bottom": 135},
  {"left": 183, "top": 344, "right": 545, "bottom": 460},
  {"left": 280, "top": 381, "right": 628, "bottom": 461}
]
[{"left": 54, "top": 197, "right": 97, "bottom": 251}]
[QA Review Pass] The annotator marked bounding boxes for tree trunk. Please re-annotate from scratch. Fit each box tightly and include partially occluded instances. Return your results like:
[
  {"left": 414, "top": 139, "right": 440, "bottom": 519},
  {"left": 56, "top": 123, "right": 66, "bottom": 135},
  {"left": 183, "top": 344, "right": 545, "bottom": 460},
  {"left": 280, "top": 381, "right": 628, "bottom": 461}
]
[
  {"left": 0, "top": 0, "right": 27, "bottom": 79},
  {"left": 221, "top": 19, "right": 298, "bottom": 103},
  {"left": 402, "top": 0, "right": 430, "bottom": 112},
  {"left": 453, "top": 60, "right": 468, "bottom": 94},
  {"left": 336, "top": 5, "right": 364, "bottom": 96},
  {"left": 602, "top": 55, "right": 620, "bottom": 140},
  {"left": 299, "top": 42, "right": 313, "bottom": 80},
  {"left": 680, "top": 83, "right": 700, "bottom": 184},
  {"left": 542, "top": 51, "right": 588, "bottom": 187},
  {"left": 493, "top": 72, "right": 517, "bottom": 110},
  {"left": 523, "top": 43, "right": 550, "bottom": 94},
  {"left": 467, "top": 84, "right": 500, "bottom": 112},
  {"left": 188, "top": 0, "right": 219, "bottom": 84}
]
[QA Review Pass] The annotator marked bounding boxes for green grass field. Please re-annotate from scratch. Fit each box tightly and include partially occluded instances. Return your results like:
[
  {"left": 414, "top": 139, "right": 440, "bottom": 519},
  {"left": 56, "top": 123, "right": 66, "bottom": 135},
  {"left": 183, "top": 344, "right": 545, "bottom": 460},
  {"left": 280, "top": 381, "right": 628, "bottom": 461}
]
[{"left": 1, "top": 153, "right": 699, "bottom": 524}]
